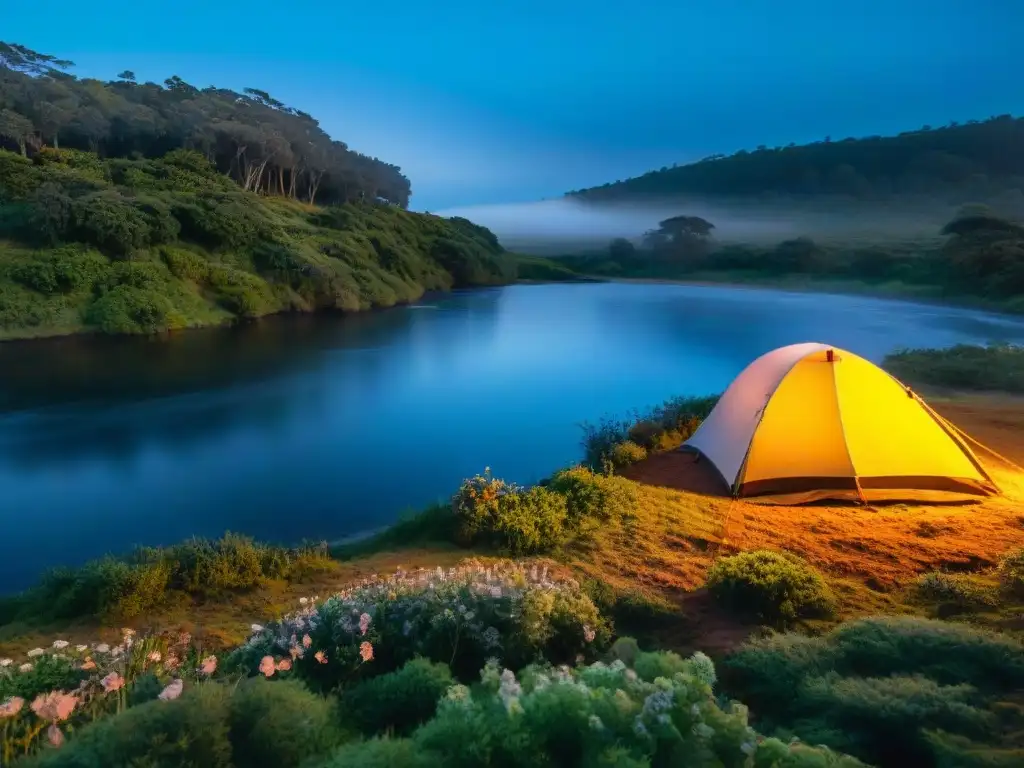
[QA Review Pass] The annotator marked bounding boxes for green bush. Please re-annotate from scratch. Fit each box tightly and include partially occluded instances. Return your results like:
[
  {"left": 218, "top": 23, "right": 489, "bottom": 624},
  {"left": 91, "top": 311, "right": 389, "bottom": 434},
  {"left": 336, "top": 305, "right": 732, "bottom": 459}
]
[
  {"left": 0, "top": 653, "right": 86, "bottom": 702},
  {"left": 341, "top": 658, "right": 453, "bottom": 736},
  {"left": 228, "top": 677, "right": 345, "bottom": 767},
  {"left": 705, "top": 550, "right": 836, "bottom": 627},
  {"left": 312, "top": 737, "right": 432, "bottom": 768},
  {"left": 207, "top": 265, "right": 278, "bottom": 317},
  {"left": 84, "top": 284, "right": 178, "bottom": 334},
  {"left": 161, "top": 245, "right": 210, "bottom": 282},
  {"left": 69, "top": 189, "right": 151, "bottom": 257},
  {"left": 914, "top": 571, "right": 999, "bottom": 612},
  {"left": 608, "top": 440, "right": 647, "bottom": 469},
  {"left": 997, "top": 547, "right": 1024, "bottom": 597},
  {"left": 26, "top": 684, "right": 233, "bottom": 768},
  {"left": 883, "top": 343, "right": 1024, "bottom": 393},
  {"left": 11, "top": 247, "right": 107, "bottom": 295},
  {"left": 546, "top": 466, "right": 637, "bottom": 529},
  {"left": 722, "top": 616, "right": 1024, "bottom": 768}
]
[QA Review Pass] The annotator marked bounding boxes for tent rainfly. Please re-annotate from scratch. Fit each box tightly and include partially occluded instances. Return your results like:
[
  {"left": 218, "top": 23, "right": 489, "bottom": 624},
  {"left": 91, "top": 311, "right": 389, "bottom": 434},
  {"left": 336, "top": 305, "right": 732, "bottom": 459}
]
[{"left": 682, "top": 342, "right": 999, "bottom": 504}]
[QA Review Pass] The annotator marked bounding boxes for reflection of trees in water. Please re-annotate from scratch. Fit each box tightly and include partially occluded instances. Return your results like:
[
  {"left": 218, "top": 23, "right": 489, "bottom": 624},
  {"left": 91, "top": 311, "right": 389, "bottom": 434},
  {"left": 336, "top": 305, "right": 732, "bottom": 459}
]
[{"left": 0, "top": 292, "right": 509, "bottom": 466}]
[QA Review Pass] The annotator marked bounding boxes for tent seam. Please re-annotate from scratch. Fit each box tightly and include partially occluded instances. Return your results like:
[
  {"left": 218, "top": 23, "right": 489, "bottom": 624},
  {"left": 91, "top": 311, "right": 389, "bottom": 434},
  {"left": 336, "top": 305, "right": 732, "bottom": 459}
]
[{"left": 828, "top": 353, "right": 866, "bottom": 503}]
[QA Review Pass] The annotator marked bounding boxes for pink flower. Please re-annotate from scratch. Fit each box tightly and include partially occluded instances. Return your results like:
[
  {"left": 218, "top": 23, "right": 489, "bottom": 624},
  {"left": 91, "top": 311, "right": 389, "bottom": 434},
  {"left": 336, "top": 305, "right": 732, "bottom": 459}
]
[
  {"left": 147, "top": 651, "right": 162, "bottom": 663},
  {"left": 359, "top": 641, "right": 374, "bottom": 662},
  {"left": 80, "top": 658, "right": 96, "bottom": 671},
  {"left": 314, "top": 650, "right": 327, "bottom": 664},
  {"left": 30, "top": 691, "right": 77, "bottom": 722},
  {"left": 302, "top": 634, "right": 312, "bottom": 648},
  {"left": 158, "top": 679, "right": 183, "bottom": 701},
  {"left": 0, "top": 696, "right": 24, "bottom": 718},
  {"left": 275, "top": 659, "right": 292, "bottom": 671},
  {"left": 358, "top": 612, "right": 372, "bottom": 635},
  {"left": 583, "top": 626, "right": 596, "bottom": 643},
  {"left": 289, "top": 645, "right": 302, "bottom": 661},
  {"left": 165, "top": 654, "right": 181, "bottom": 671},
  {"left": 200, "top": 656, "right": 217, "bottom": 676},
  {"left": 101, "top": 672, "right": 125, "bottom": 693},
  {"left": 259, "top": 656, "right": 276, "bottom": 677},
  {"left": 47, "top": 723, "right": 65, "bottom": 748}
]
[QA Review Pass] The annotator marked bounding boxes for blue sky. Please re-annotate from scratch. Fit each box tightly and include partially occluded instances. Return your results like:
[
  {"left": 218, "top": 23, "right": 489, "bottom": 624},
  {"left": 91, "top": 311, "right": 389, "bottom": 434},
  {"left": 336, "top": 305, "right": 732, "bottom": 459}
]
[{"left": 5, "top": 1, "right": 1022, "bottom": 211}]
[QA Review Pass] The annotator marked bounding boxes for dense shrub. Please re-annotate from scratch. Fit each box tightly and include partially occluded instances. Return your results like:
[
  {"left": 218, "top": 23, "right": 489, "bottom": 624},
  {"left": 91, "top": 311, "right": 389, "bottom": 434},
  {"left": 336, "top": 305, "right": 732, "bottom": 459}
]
[
  {"left": 26, "top": 684, "right": 233, "bottom": 768},
  {"left": 84, "top": 285, "right": 178, "bottom": 334},
  {"left": 997, "top": 547, "right": 1024, "bottom": 597},
  {"left": 883, "top": 343, "right": 1024, "bottom": 393},
  {"left": 914, "top": 571, "right": 998, "bottom": 612},
  {"left": 207, "top": 265, "right": 278, "bottom": 317},
  {"left": 69, "top": 189, "right": 151, "bottom": 258},
  {"left": 228, "top": 678, "right": 344, "bottom": 767},
  {"left": 705, "top": 550, "right": 836, "bottom": 627},
  {"left": 161, "top": 245, "right": 210, "bottom": 282},
  {"left": 228, "top": 561, "right": 609, "bottom": 685},
  {"left": 10, "top": 247, "right": 107, "bottom": 295},
  {"left": 582, "top": 394, "right": 718, "bottom": 471},
  {"left": 722, "top": 616, "right": 1024, "bottom": 768},
  {"left": 341, "top": 658, "right": 453, "bottom": 736},
  {"left": 546, "top": 466, "right": 637, "bottom": 530}
]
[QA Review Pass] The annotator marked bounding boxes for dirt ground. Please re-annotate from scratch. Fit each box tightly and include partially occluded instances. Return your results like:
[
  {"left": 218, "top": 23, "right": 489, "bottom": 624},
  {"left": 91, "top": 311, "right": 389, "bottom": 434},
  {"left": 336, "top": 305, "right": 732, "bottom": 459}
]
[{"left": 620, "top": 392, "right": 1024, "bottom": 589}]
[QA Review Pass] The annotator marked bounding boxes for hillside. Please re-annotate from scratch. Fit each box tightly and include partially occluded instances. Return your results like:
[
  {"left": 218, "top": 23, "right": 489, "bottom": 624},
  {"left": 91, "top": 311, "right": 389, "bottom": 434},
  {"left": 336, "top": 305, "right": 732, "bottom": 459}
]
[
  {"left": 567, "top": 115, "right": 1024, "bottom": 212},
  {"left": 0, "top": 43, "right": 514, "bottom": 340}
]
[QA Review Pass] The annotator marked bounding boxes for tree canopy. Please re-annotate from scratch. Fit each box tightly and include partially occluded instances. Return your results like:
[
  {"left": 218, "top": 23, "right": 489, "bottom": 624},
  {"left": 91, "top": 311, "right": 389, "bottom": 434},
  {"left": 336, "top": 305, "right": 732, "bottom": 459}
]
[
  {"left": 0, "top": 41, "right": 410, "bottom": 207},
  {"left": 567, "top": 116, "right": 1024, "bottom": 210}
]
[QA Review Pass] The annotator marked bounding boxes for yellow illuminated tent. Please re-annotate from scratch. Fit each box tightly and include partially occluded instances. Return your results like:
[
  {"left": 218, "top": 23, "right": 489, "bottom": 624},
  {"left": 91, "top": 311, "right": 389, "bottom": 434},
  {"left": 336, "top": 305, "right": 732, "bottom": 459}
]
[{"left": 682, "top": 342, "right": 999, "bottom": 504}]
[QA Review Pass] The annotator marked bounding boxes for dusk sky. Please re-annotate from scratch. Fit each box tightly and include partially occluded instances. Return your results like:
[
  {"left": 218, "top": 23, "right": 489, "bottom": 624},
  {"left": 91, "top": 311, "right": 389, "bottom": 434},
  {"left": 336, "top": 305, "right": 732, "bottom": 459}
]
[{"left": 5, "top": 1, "right": 1022, "bottom": 212}]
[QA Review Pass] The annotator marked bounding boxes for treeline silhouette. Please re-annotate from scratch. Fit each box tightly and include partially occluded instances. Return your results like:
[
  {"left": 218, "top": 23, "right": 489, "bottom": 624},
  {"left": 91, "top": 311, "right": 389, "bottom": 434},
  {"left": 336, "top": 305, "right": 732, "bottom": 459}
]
[
  {"left": 567, "top": 116, "right": 1024, "bottom": 210},
  {"left": 0, "top": 41, "right": 410, "bottom": 207}
]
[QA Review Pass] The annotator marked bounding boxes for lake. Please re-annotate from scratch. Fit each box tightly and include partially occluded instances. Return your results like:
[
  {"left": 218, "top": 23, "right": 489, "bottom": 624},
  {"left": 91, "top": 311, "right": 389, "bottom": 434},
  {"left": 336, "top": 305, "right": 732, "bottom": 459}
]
[{"left": 3, "top": 281, "right": 1024, "bottom": 592}]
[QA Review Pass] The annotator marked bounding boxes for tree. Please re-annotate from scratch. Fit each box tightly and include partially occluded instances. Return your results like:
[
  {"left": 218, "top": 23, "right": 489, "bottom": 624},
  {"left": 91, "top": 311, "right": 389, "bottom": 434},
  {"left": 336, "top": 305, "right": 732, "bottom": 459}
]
[
  {"left": 116, "top": 70, "right": 136, "bottom": 83},
  {"left": 658, "top": 215, "right": 715, "bottom": 241},
  {"left": 0, "top": 108, "right": 34, "bottom": 155},
  {"left": 608, "top": 237, "right": 636, "bottom": 260}
]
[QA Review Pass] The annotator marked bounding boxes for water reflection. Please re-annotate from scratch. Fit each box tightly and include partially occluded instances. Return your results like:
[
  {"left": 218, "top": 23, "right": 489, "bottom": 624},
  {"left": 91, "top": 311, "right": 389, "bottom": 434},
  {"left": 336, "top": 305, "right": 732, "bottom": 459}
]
[{"left": 2, "top": 282, "right": 1024, "bottom": 591}]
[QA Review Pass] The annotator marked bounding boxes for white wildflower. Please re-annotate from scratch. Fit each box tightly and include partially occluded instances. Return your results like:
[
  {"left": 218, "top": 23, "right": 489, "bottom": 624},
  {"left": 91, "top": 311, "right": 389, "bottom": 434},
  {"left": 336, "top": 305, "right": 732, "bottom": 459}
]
[
  {"left": 0, "top": 659, "right": 11, "bottom": 668},
  {"left": 52, "top": 640, "right": 69, "bottom": 650},
  {"left": 299, "top": 597, "right": 308, "bottom": 606},
  {"left": 75, "top": 645, "right": 88, "bottom": 653},
  {"left": 27, "top": 648, "right": 44, "bottom": 658},
  {"left": 250, "top": 624, "right": 264, "bottom": 633},
  {"left": 94, "top": 644, "right": 110, "bottom": 654},
  {"left": 19, "top": 664, "right": 32, "bottom": 673}
]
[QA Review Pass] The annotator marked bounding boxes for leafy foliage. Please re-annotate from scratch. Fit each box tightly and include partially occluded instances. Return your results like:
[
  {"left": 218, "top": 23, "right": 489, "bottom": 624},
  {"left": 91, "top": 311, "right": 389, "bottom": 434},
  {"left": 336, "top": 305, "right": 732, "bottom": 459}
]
[
  {"left": 705, "top": 550, "right": 837, "bottom": 627},
  {"left": 340, "top": 658, "right": 454, "bottom": 736},
  {"left": 883, "top": 343, "right": 1024, "bottom": 393},
  {"left": 722, "top": 616, "right": 1024, "bottom": 767},
  {"left": 997, "top": 547, "right": 1024, "bottom": 598}
]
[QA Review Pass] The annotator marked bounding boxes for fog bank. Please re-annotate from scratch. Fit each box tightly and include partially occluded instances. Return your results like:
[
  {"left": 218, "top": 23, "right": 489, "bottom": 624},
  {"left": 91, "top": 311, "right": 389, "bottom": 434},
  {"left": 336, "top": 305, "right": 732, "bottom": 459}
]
[{"left": 436, "top": 197, "right": 956, "bottom": 254}]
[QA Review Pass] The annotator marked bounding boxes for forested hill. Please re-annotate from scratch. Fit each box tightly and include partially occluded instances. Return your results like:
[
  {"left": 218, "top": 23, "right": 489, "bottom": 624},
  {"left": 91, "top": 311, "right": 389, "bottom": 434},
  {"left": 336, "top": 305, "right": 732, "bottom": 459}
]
[
  {"left": 567, "top": 116, "right": 1024, "bottom": 208},
  {"left": 0, "top": 42, "right": 515, "bottom": 340},
  {"left": 0, "top": 41, "right": 409, "bottom": 207}
]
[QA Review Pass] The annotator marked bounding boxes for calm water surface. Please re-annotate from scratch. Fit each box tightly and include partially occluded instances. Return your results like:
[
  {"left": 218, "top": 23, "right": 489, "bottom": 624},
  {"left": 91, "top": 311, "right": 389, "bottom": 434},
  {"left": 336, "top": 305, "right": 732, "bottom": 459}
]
[{"left": 3, "top": 282, "right": 1024, "bottom": 590}]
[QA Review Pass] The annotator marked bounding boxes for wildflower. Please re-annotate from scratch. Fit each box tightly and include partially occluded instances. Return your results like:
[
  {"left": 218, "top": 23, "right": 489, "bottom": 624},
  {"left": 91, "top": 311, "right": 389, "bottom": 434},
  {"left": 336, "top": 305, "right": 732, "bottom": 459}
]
[
  {"left": 0, "top": 658, "right": 10, "bottom": 667},
  {"left": 314, "top": 650, "right": 328, "bottom": 664},
  {"left": 200, "top": 656, "right": 217, "bottom": 676},
  {"left": 27, "top": 648, "right": 45, "bottom": 658},
  {"left": 75, "top": 645, "right": 88, "bottom": 653},
  {"left": 299, "top": 597, "right": 308, "bottom": 606},
  {"left": 583, "top": 626, "right": 596, "bottom": 643},
  {"left": 31, "top": 691, "right": 77, "bottom": 722},
  {"left": 258, "top": 656, "right": 276, "bottom": 677},
  {"left": 158, "top": 679, "right": 183, "bottom": 701},
  {"left": 121, "top": 628, "right": 136, "bottom": 638},
  {"left": 95, "top": 643, "right": 110, "bottom": 654},
  {"left": 147, "top": 651, "right": 162, "bottom": 663},
  {"left": 0, "top": 696, "right": 25, "bottom": 718},
  {"left": 302, "top": 634, "right": 312, "bottom": 648},
  {"left": 289, "top": 646, "right": 301, "bottom": 661},
  {"left": 101, "top": 673, "right": 125, "bottom": 692},
  {"left": 52, "top": 640, "right": 69, "bottom": 650},
  {"left": 359, "top": 641, "right": 373, "bottom": 662},
  {"left": 80, "top": 658, "right": 96, "bottom": 671},
  {"left": 165, "top": 654, "right": 181, "bottom": 671},
  {"left": 178, "top": 632, "right": 192, "bottom": 646},
  {"left": 276, "top": 659, "right": 292, "bottom": 671},
  {"left": 250, "top": 624, "right": 264, "bottom": 634},
  {"left": 19, "top": 663, "right": 32, "bottom": 673},
  {"left": 358, "top": 612, "right": 372, "bottom": 635},
  {"left": 47, "top": 723, "right": 65, "bottom": 748}
]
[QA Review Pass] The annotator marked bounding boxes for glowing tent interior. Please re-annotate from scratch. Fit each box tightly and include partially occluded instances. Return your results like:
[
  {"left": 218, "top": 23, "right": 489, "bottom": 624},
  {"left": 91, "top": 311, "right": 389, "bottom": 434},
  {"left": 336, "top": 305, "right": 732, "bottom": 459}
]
[{"left": 681, "top": 342, "right": 1000, "bottom": 504}]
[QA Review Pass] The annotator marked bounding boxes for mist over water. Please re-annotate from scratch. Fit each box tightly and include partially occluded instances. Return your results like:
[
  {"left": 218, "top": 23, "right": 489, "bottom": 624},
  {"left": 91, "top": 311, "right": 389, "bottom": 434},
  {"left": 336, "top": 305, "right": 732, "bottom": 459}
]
[{"left": 436, "top": 198, "right": 956, "bottom": 253}]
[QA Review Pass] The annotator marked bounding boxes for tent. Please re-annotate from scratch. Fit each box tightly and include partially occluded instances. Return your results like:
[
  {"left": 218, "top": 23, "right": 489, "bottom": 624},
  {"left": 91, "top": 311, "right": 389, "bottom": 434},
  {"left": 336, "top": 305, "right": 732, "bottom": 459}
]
[{"left": 682, "top": 342, "right": 999, "bottom": 503}]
